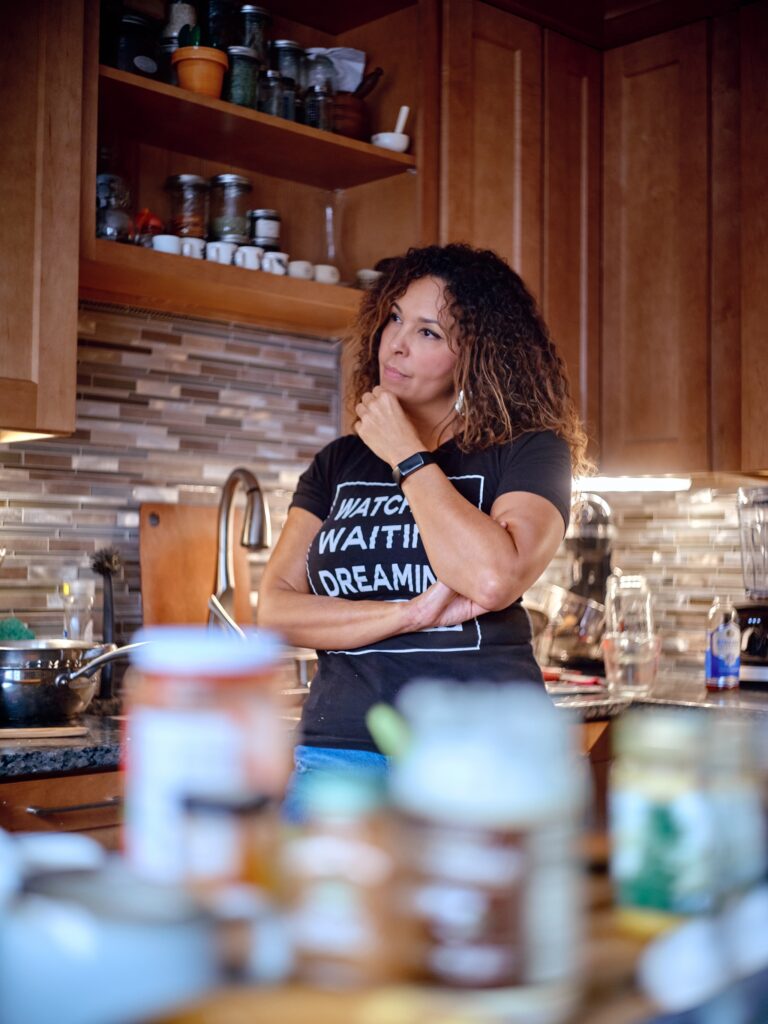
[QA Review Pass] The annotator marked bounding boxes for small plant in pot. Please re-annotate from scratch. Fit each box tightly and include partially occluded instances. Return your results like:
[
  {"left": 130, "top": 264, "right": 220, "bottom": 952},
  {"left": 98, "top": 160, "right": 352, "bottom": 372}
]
[{"left": 172, "top": 24, "right": 228, "bottom": 99}]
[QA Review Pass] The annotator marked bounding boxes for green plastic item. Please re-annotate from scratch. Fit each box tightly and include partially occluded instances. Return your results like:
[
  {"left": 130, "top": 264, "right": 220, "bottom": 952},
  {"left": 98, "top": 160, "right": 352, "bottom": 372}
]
[
  {"left": 365, "top": 702, "right": 411, "bottom": 760},
  {"left": 0, "top": 617, "right": 35, "bottom": 641}
]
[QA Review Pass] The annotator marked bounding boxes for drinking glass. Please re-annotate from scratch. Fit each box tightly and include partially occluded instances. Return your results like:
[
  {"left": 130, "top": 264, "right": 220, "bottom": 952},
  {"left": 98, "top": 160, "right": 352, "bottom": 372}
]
[{"left": 602, "top": 574, "right": 659, "bottom": 695}]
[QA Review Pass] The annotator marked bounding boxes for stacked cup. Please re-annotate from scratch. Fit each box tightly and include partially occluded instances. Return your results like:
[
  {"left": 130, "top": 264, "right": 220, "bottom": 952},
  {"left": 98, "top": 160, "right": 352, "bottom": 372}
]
[{"left": 601, "top": 574, "right": 661, "bottom": 696}]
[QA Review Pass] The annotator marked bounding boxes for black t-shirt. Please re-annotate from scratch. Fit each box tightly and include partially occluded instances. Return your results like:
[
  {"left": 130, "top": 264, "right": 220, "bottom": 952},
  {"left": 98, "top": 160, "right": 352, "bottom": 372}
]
[{"left": 289, "top": 430, "right": 572, "bottom": 751}]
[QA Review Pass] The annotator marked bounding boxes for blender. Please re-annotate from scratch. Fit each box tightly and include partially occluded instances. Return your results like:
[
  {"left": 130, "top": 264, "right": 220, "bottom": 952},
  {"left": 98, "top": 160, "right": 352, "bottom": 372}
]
[{"left": 736, "top": 487, "right": 768, "bottom": 686}]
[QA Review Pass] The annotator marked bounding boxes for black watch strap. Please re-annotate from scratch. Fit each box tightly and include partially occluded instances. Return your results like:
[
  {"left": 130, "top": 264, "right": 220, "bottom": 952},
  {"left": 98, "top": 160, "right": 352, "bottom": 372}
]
[{"left": 392, "top": 450, "right": 435, "bottom": 486}]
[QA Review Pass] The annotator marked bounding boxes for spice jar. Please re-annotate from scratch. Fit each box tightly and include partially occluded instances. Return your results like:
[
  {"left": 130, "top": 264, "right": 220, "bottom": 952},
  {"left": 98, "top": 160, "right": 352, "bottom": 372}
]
[
  {"left": 165, "top": 174, "right": 209, "bottom": 238},
  {"left": 270, "top": 39, "right": 303, "bottom": 83},
  {"left": 117, "top": 13, "right": 160, "bottom": 79},
  {"left": 209, "top": 173, "right": 252, "bottom": 243},
  {"left": 123, "top": 627, "right": 290, "bottom": 884},
  {"left": 304, "top": 85, "right": 332, "bottom": 131},
  {"left": 302, "top": 49, "right": 336, "bottom": 93},
  {"left": 226, "top": 46, "right": 259, "bottom": 107},
  {"left": 281, "top": 77, "right": 296, "bottom": 121},
  {"left": 247, "top": 208, "right": 280, "bottom": 250},
  {"left": 257, "top": 69, "right": 283, "bottom": 118},
  {"left": 200, "top": 0, "right": 239, "bottom": 51},
  {"left": 240, "top": 4, "right": 269, "bottom": 64}
]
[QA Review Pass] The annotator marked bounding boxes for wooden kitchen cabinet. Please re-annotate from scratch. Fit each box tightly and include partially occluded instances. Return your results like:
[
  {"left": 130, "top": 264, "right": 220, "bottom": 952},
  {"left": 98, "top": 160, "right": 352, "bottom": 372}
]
[
  {"left": 0, "top": 0, "right": 84, "bottom": 442},
  {"left": 440, "top": 3, "right": 602, "bottom": 447},
  {"left": 0, "top": 769, "right": 123, "bottom": 851},
  {"left": 78, "top": 0, "right": 440, "bottom": 336},
  {"left": 602, "top": 23, "right": 710, "bottom": 474}
]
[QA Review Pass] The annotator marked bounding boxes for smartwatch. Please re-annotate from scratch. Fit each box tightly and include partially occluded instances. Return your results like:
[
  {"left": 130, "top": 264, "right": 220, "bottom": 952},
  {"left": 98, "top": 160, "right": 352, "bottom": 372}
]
[{"left": 392, "top": 450, "right": 436, "bottom": 486}]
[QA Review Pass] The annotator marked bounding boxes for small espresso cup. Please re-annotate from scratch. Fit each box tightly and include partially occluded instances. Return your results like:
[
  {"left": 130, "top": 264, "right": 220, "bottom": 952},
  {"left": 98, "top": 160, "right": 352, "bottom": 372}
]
[
  {"left": 356, "top": 268, "right": 382, "bottom": 289},
  {"left": 180, "top": 237, "right": 205, "bottom": 259},
  {"left": 206, "top": 241, "right": 237, "bottom": 265},
  {"left": 262, "top": 251, "right": 289, "bottom": 276},
  {"left": 152, "top": 234, "right": 182, "bottom": 255},
  {"left": 233, "top": 245, "right": 264, "bottom": 271},
  {"left": 288, "top": 260, "right": 314, "bottom": 280},
  {"left": 314, "top": 263, "right": 340, "bottom": 285}
]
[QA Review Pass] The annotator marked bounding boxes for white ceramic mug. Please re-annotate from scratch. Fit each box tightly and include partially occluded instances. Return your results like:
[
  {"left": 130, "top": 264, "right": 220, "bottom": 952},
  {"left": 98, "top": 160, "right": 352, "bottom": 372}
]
[
  {"left": 288, "top": 260, "right": 314, "bottom": 280},
  {"left": 180, "top": 237, "right": 205, "bottom": 259},
  {"left": 234, "top": 245, "right": 264, "bottom": 270},
  {"left": 152, "top": 234, "right": 181, "bottom": 255},
  {"left": 206, "top": 241, "right": 237, "bottom": 265},
  {"left": 356, "top": 268, "right": 382, "bottom": 289},
  {"left": 262, "top": 251, "right": 289, "bottom": 276},
  {"left": 314, "top": 263, "right": 340, "bottom": 285}
]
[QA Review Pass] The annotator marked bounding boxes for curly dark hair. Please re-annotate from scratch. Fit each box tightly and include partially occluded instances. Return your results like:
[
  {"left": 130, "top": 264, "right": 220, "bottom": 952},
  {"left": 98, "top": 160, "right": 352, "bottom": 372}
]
[{"left": 350, "top": 243, "right": 591, "bottom": 475}]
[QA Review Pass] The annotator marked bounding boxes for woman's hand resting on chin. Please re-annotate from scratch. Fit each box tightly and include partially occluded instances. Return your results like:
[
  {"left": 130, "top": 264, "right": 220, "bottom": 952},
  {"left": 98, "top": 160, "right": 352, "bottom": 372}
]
[
  {"left": 354, "top": 387, "right": 423, "bottom": 468},
  {"left": 407, "top": 580, "right": 492, "bottom": 631}
]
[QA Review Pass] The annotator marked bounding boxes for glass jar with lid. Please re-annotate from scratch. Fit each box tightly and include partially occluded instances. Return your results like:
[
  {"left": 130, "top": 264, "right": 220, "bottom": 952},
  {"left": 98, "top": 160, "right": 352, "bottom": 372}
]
[
  {"left": 257, "top": 70, "right": 283, "bottom": 118},
  {"left": 117, "top": 13, "right": 160, "bottom": 79},
  {"left": 247, "top": 208, "right": 280, "bottom": 250},
  {"left": 226, "top": 46, "right": 259, "bottom": 107},
  {"left": 240, "top": 4, "right": 269, "bottom": 65},
  {"left": 209, "top": 173, "right": 252, "bottom": 243},
  {"left": 270, "top": 39, "right": 303, "bottom": 84},
  {"left": 96, "top": 173, "right": 135, "bottom": 243},
  {"left": 304, "top": 85, "right": 332, "bottom": 132},
  {"left": 165, "top": 174, "right": 209, "bottom": 238}
]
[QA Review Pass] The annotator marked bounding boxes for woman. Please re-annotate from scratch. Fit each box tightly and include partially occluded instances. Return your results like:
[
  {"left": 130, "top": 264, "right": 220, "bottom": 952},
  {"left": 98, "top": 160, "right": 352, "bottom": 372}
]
[{"left": 257, "top": 244, "right": 589, "bottom": 803}]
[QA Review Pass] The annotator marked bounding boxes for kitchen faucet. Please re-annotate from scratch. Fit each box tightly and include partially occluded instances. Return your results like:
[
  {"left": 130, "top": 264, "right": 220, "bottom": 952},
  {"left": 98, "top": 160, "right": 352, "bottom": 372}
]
[{"left": 208, "top": 467, "right": 271, "bottom": 631}]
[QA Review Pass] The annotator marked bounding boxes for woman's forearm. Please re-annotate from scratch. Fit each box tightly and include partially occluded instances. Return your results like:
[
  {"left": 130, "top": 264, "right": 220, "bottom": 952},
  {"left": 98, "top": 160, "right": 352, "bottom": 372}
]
[{"left": 256, "top": 586, "right": 416, "bottom": 650}]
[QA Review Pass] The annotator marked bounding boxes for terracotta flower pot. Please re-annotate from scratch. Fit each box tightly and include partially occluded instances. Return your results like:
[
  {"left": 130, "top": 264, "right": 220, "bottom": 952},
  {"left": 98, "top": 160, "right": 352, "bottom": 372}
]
[{"left": 171, "top": 46, "right": 228, "bottom": 99}]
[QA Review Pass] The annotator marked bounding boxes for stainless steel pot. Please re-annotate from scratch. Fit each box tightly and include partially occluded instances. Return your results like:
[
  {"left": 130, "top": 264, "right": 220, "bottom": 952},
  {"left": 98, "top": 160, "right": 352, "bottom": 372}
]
[
  {"left": 524, "top": 582, "right": 605, "bottom": 665},
  {"left": 0, "top": 640, "right": 145, "bottom": 726}
]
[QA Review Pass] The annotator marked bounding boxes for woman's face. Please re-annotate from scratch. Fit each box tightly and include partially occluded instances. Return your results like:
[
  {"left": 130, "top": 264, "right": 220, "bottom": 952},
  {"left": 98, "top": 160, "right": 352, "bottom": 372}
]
[{"left": 377, "top": 276, "right": 458, "bottom": 414}]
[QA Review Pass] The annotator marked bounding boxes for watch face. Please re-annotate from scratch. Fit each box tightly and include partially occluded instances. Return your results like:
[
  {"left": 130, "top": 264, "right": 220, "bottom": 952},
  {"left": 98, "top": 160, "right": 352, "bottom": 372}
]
[{"left": 393, "top": 451, "right": 433, "bottom": 485}]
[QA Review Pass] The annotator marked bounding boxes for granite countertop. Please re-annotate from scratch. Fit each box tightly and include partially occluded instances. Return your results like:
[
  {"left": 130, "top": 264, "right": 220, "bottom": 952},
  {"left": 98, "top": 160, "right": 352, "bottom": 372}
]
[
  {"left": 3, "top": 675, "right": 768, "bottom": 781},
  {"left": 0, "top": 716, "right": 122, "bottom": 779}
]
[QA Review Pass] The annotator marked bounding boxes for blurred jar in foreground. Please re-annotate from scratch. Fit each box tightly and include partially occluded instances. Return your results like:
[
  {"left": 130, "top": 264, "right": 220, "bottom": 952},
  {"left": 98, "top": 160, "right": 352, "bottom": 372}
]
[
  {"left": 123, "top": 627, "right": 290, "bottom": 885},
  {"left": 610, "top": 710, "right": 717, "bottom": 938},
  {"left": 281, "top": 770, "right": 402, "bottom": 989},
  {"left": 389, "top": 680, "right": 585, "bottom": 1024}
]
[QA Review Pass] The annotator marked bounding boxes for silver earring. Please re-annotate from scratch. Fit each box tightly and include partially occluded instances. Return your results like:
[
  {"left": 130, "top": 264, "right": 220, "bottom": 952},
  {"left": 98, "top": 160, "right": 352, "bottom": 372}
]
[{"left": 454, "top": 389, "right": 465, "bottom": 416}]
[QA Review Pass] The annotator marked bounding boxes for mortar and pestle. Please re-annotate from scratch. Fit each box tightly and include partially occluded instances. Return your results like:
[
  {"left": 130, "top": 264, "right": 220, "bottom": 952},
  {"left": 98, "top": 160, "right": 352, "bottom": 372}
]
[{"left": 332, "top": 67, "right": 383, "bottom": 140}]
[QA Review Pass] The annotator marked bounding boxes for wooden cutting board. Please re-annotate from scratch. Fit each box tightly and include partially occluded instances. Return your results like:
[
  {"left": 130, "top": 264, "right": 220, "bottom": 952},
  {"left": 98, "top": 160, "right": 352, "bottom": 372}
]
[{"left": 139, "top": 503, "right": 253, "bottom": 627}]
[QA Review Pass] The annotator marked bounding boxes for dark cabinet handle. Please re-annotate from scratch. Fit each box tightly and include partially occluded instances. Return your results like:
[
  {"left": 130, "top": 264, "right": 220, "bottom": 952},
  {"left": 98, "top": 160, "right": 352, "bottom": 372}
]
[{"left": 25, "top": 796, "right": 122, "bottom": 816}]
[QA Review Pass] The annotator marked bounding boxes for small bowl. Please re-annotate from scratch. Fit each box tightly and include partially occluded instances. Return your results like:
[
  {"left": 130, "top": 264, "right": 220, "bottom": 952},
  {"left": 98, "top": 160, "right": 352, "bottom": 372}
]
[{"left": 371, "top": 132, "right": 410, "bottom": 153}]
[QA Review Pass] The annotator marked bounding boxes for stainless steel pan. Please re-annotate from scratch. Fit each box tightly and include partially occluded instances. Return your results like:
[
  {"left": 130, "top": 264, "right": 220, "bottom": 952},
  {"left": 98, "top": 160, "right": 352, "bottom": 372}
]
[{"left": 0, "top": 640, "right": 145, "bottom": 726}]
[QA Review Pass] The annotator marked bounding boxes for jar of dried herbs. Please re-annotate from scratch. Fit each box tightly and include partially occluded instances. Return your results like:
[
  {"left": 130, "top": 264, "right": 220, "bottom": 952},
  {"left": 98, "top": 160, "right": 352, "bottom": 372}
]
[
  {"left": 240, "top": 4, "right": 269, "bottom": 65},
  {"left": 226, "top": 46, "right": 259, "bottom": 107},
  {"left": 209, "top": 173, "right": 252, "bottom": 243}
]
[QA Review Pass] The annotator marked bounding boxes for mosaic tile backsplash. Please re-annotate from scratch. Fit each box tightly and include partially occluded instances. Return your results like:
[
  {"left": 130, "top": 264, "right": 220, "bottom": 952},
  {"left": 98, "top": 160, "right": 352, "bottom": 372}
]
[{"left": 0, "top": 302, "right": 756, "bottom": 682}]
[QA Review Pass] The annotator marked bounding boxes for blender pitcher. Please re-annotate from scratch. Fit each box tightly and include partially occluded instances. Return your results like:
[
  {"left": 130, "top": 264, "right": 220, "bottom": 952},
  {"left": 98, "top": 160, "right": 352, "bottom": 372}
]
[{"left": 738, "top": 487, "right": 768, "bottom": 598}]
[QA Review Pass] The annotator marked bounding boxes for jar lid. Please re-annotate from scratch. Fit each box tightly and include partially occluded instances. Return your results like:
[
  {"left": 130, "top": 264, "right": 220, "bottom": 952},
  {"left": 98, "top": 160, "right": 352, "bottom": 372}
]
[
  {"left": 131, "top": 626, "right": 281, "bottom": 676},
  {"left": 227, "top": 46, "right": 258, "bottom": 58},
  {"left": 210, "top": 173, "right": 253, "bottom": 190},
  {"left": 271, "top": 39, "right": 302, "bottom": 51},
  {"left": 249, "top": 208, "right": 280, "bottom": 219},
  {"left": 165, "top": 173, "right": 208, "bottom": 190},
  {"left": 240, "top": 4, "right": 270, "bottom": 14},
  {"left": 264, "top": 69, "right": 281, "bottom": 79}
]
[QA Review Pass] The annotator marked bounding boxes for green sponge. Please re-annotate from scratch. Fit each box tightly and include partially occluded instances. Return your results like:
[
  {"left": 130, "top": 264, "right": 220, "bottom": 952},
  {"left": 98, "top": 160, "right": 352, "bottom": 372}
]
[{"left": 0, "top": 617, "right": 35, "bottom": 641}]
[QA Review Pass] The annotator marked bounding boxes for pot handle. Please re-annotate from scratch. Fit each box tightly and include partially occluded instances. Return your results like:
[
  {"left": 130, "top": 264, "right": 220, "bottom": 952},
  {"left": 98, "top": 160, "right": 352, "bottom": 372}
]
[{"left": 55, "top": 641, "right": 150, "bottom": 688}]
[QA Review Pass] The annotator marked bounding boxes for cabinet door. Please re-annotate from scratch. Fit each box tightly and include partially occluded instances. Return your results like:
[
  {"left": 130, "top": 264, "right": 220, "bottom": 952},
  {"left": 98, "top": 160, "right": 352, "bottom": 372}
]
[
  {"left": 542, "top": 31, "right": 602, "bottom": 447},
  {"left": 0, "top": 0, "right": 83, "bottom": 441},
  {"left": 602, "top": 23, "right": 709, "bottom": 473},
  {"left": 740, "top": 1, "right": 768, "bottom": 471},
  {"left": 441, "top": 0, "right": 542, "bottom": 297}
]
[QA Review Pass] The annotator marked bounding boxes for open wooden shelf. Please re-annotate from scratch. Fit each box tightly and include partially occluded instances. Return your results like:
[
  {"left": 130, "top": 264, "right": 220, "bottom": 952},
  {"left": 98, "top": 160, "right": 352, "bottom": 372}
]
[
  {"left": 79, "top": 239, "right": 360, "bottom": 337},
  {"left": 99, "top": 66, "right": 416, "bottom": 190}
]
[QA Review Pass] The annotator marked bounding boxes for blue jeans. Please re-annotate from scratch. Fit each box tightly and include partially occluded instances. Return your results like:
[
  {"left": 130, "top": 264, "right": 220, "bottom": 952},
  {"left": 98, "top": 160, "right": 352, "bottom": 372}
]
[{"left": 281, "top": 744, "right": 390, "bottom": 823}]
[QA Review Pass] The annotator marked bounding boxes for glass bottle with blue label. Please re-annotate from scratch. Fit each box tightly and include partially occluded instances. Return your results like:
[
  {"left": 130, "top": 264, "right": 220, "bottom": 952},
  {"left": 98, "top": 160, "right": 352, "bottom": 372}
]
[{"left": 706, "top": 596, "right": 741, "bottom": 691}]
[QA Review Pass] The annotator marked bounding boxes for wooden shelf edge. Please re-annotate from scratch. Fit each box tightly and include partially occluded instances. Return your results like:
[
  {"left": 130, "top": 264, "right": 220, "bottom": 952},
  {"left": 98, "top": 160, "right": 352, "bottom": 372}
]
[
  {"left": 99, "top": 66, "right": 417, "bottom": 189},
  {"left": 79, "top": 241, "right": 360, "bottom": 338}
]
